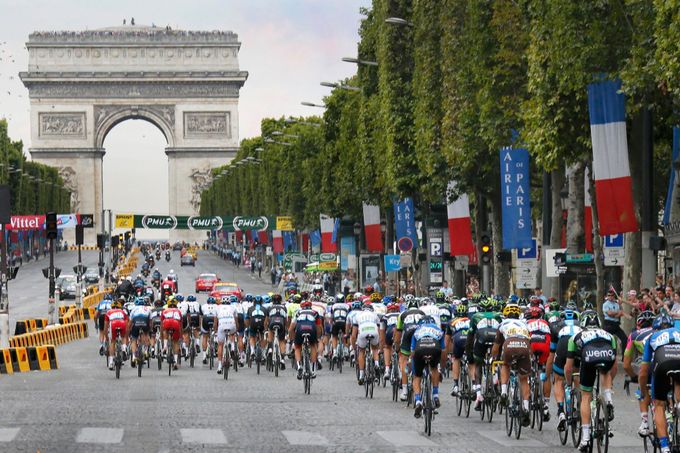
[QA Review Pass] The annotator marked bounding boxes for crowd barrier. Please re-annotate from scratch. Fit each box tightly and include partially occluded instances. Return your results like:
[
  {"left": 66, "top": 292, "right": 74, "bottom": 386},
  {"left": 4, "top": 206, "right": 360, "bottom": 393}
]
[
  {"left": 0, "top": 345, "right": 58, "bottom": 374},
  {"left": 13, "top": 318, "right": 49, "bottom": 336},
  {"left": 59, "top": 305, "right": 97, "bottom": 324},
  {"left": 9, "top": 321, "right": 88, "bottom": 348},
  {"left": 67, "top": 245, "right": 98, "bottom": 251}
]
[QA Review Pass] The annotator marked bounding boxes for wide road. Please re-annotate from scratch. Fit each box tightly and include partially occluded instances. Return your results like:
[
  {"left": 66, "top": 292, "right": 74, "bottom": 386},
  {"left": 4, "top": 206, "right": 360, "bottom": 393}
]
[{"left": 0, "top": 249, "right": 645, "bottom": 452}]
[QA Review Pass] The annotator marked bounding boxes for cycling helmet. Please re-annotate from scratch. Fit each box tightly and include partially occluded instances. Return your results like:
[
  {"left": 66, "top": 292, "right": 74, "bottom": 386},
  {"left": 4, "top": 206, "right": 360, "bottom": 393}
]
[
  {"left": 529, "top": 296, "right": 541, "bottom": 307},
  {"left": 134, "top": 297, "right": 145, "bottom": 306},
  {"left": 154, "top": 299, "right": 163, "bottom": 308},
  {"left": 300, "top": 300, "right": 312, "bottom": 309},
  {"left": 382, "top": 295, "right": 393, "bottom": 305},
  {"left": 435, "top": 290, "right": 445, "bottom": 302},
  {"left": 364, "top": 285, "right": 374, "bottom": 294},
  {"left": 479, "top": 298, "right": 493, "bottom": 312},
  {"left": 418, "top": 316, "right": 435, "bottom": 325},
  {"left": 351, "top": 301, "right": 362, "bottom": 311},
  {"left": 111, "top": 299, "right": 123, "bottom": 309},
  {"left": 653, "top": 313, "right": 674, "bottom": 331},
  {"left": 245, "top": 294, "right": 253, "bottom": 302},
  {"left": 525, "top": 306, "right": 544, "bottom": 320},
  {"left": 508, "top": 294, "right": 519, "bottom": 303},
  {"left": 335, "top": 294, "right": 345, "bottom": 303},
  {"left": 565, "top": 300, "right": 578, "bottom": 311},
  {"left": 370, "top": 292, "right": 381, "bottom": 303},
  {"left": 207, "top": 296, "right": 216, "bottom": 304},
  {"left": 517, "top": 297, "right": 528, "bottom": 308},
  {"left": 325, "top": 295, "right": 335, "bottom": 305},
  {"left": 187, "top": 295, "right": 196, "bottom": 302},
  {"left": 175, "top": 294, "right": 184, "bottom": 302},
  {"left": 503, "top": 304, "right": 521, "bottom": 319},
  {"left": 580, "top": 310, "right": 600, "bottom": 328},
  {"left": 548, "top": 298, "right": 561, "bottom": 311},
  {"left": 354, "top": 292, "right": 363, "bottom": 300},
  {"left": 272, "top": 294, "right": 282, "bottom": 304},
  {"left": 167, "top": 298, "right": 178, "bottom": 308},
  {"left": 263, "top": 295, "right": 271, "bottom": 304},
  {"left": 582, "top": 301, "right": 595, "bottom": 311},
  {"left": 419, "top": 297, "right": 433, "bottom": 307},
  {"left": 636, "top": 310, "right": 655, "bottom": 329},
  {"left": 301, "top": 291, "right": 310, "bottom": 300},
  {"left": 561, "top": 309, "right": 578, "bottom": 322},
  {"left": 407, "top": 298, "right": 419, "bottom": 309},
  {"left": 362, "top": 302, "right": 374, "bottom": 311},
  {"left": 229, "top": 295, "right": 238, "bottom": 304},
  {"left": 455, "top": 304, "right": 468, "bottom": 317},
  {"left": 387, "top": 302, "right": 400, "bottom": 312},
  {"left": 254, "top": 295, "right": 263, "bottom": 304},
  {"left": 293, "top": 294, "right": 302, "bottom": 303}
]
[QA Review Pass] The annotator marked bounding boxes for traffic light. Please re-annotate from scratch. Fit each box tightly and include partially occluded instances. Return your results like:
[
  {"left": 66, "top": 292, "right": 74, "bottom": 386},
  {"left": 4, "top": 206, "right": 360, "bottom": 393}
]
[
  {"left": 124, "top": 231, "right": 130, "bottom": 242},
  {"left": 480, "top": 231, "right": 492, "bottom": 265},
  {"left": 46, "top": 212, "right": 58, "bottom": 239},
  {"left": 118, "top": 234, "right": 123, "bottom": 248}
]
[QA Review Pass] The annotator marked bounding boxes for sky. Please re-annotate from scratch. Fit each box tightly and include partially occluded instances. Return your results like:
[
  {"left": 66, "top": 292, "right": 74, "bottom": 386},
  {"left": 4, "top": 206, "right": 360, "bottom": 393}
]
[{"left": 0, "top": 0, "right": 369, "bottom": 225}]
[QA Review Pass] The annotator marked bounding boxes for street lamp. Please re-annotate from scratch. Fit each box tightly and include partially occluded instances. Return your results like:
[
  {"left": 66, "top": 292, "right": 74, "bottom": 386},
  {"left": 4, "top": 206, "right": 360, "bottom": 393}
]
[
  {"left": 342, "top": 57, "right": 378, "bottom": 67},
  {"left": 353, "top": 222, "right": 362, "bottom": 289},
  {"left": 385, "top": 17, "right": 413, "bottom": 27},
  {"left": 301, "top": 101, "right": 326, "bottom": 108},
  {"left": 285, "top": 117, "right": 321, "bottom": 128},
  {"left": 320, "top": 81, "right": 361, "bottom": 92}
]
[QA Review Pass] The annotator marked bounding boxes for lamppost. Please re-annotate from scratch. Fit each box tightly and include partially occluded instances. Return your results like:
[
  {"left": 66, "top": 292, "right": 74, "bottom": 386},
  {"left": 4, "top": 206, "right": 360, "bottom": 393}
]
[
  {"left": 385, "top": 17, "right": 413, "bottom": 27},
  {"left": 353, "top": 222, "right": 361, "bottom": 290},
  {"left": 320, "top": 81, "right": 361, "bottom": 92},
  {"left": 301, "top": 101, "right": 326, "bottom": 109},
  {"left": 341, "top": 57, "right": 378, "bottom": 67},
  {"left": 380, "top": 219, "right": 387, "bottom": 292}
]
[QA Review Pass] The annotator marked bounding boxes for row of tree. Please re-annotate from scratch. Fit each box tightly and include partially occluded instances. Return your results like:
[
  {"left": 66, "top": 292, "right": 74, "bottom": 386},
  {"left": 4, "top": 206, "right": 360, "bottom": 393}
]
[
  {"left": 0, "top": 120, "right": 71, "bottom": 214},
  {"left": 201, "top": 0, "right": 679, "bottom": 298}
]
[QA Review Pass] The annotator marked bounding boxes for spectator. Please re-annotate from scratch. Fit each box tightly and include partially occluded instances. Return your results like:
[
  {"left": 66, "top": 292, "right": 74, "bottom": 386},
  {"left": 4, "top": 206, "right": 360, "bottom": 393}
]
[
  {"left": 341, "top": 273, "right": 354, "bottom": 295},
  {"left": 440, "top": 280, "right": 453, "bottom": 298},
  {"left": 270, "top": 266, "right": 276, "bottom": 286},
  {"left": 257, "top": 259, "right": 263, "bottom": 278},
  {"left": 602, "top": 289, "right": 631, "bottom": 360},
  {"left": 373, "top": 279, "right": 382, "bottom": 295},
  {"left": 534, "top": 287, "right": 548, "bottom": 305},
  {"left": 670, "top": 291, "right": 680, "bottom": 320}
]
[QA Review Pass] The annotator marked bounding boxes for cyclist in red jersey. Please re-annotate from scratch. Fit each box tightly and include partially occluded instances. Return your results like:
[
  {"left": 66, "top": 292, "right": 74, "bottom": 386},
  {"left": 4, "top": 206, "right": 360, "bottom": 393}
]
[
  {"left": 525, "top": 305, "right": 552, "bottom": 421},
  {"left": 161, "top": 298, "right": 183, "bottom": 370},
  {"left": 104, "top": 297, "right": 129, "bottom": 370}
]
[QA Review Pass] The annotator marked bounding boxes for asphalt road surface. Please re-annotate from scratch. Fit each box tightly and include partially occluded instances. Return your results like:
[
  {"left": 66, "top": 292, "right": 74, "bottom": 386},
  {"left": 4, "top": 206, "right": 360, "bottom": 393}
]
[{"left": 0, "top": 250, "right": 647, "bottom": 452}]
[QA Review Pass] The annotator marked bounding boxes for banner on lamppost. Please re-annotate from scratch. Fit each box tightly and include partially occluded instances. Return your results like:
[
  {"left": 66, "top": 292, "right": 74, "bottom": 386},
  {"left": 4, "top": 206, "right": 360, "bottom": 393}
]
[
  {"left": 500, "top": 147, "right": 533, "bottom": 249},
  {"left": 394, "top": 197, "right": 418, "bottom": 252},
  {"left": 340, "top": 236, "right": 355, "bottom": 271},
  {"left": 384, "top": 254, "right": 401, "bottom": 272}
]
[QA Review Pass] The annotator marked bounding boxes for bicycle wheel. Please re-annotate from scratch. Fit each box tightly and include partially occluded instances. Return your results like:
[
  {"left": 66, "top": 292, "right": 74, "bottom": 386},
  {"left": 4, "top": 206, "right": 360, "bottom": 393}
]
[
  {"left": 505, "top": 381, "right": 513, "bottom": 437},
  {"left": 189, "top": 343, "right": 195, "bottom": 368},
  {"left": 558, "top": 407, "right": 569, "bottom": 445},
  {"left": 168, "top": 341, "right": 173, "bottom": 376},
  {"left": 485, "top": 371, "right": 494, "bottom": 423},
  {"left": 115, "top": 348, "right": 121, "bottom": 379},
  {"left": 513, "top": 383, "right": 522, "bottom": 440},
  {"left": 274, "top": 346, "right": 280, "bottom": 378},
  {"left": 137, "top": 347, "right": 143, "bottom": 378},
  {"left": 256, "top": 345, "right": 261, "bottom": 375},
  {"left": 571, "top": 390, "right": 582, "bottom": 448},
  {"left": 535, "top": 377, "right": 544, "bottom": 431},
  {"left": 157, "top": 341, "right": 163, "bottom": 370},
  {"left": 338, "top": 345, "right": 343, "bottom": 374},
  {"left": 223, "top": 351, "right": 229, "bottom": 381},
  {"left": 596, "top": 396, "right": 609, "bottom": 453}
]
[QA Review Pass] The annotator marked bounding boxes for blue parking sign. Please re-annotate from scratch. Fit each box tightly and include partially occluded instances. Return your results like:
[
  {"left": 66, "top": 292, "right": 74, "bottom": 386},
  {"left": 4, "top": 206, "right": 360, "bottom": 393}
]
[
  {"left": 517, "top": 239, "right": 537, "bottom": 259},
  {"left": 604, "top": 234, "right": 624, "bottom": 248}
]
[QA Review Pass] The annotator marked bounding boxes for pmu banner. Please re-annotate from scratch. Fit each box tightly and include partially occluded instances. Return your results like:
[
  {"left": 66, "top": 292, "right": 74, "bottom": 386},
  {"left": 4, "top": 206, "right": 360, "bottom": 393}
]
[
  {"left": 500, "top": 147, "right": 533, "bottom": 249},
  {"left": 394, "top": 197, "right": 419, "bottom": 252},
  {"left": 126, "top": 214, "right": 274, "bottom": 231}
]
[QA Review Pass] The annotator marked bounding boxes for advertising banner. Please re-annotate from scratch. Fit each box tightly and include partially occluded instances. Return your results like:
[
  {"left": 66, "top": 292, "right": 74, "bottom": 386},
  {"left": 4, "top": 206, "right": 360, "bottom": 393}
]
[
  {"left": 115, "top": 214, "right": 134, "bottom": 229},
  {"left": 500, "top": 147, "right": 533, "bottom": 249},
  {"left": 394, "top": 197, "right": 419, "bottom": 252},
  {"left": 276, "top": 216, "right": 294, "bottom": 231}
]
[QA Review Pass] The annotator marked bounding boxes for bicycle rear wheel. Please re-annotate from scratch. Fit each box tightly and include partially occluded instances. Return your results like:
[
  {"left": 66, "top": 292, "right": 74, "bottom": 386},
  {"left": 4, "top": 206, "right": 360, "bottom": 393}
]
[
  {"left": 256, "top": 345, "right": 261, "bottom": 375},
  {"left": 189, "top": 343, "right": 195, "bottom": 368},
  {"left": 274, "top": 347, "right": 280, "bottom": 378},
  {"left": 571, "top": 390, "right": 582, "bottom": 448},
  {"left": 595, "top": 396, "right": 609, "bottom": 453},
  {"left": 505, "top": 381, "right": 513, "bottom": 437},
  {"left": 137, "top": 348, "right": 143, "bottom": 378},
  {"left": 513, "top": 384, "right": 522, "bottom": 440},
  {"left": 535, "top": 377, "right": 544, "bottom": 431}
]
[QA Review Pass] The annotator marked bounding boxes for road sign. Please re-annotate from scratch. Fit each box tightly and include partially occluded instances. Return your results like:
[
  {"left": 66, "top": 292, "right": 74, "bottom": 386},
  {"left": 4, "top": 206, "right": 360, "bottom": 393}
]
[
  {"left": 604, "top": 234, "right": 624, "bottom": 248},
  {"left": 566, "top": 253, "right": 593, "bottom": 263},
  {"left": 545, "top": 248, "right": 567, "bottom": 277},
  {"left": 603, "top": 234, "right": 624, "bottom": 266},
  {"left": 454, "top": 255, "right": 469, "bottom": 271},
  {"left": 397, "top": 237, "right": 414, "bottom": 252},
  {"left": 517, "top": 238, "right": 537, "bottom": 259},
  {"left": 515, "top": 257, "right": 539, "bottom": 289},
  {"left": 399, "top": 253, "right": 412, "bottom": 268}
]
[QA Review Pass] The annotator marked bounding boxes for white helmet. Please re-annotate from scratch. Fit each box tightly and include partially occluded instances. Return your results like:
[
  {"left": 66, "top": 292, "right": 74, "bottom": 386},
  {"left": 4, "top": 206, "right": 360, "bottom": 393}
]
[
  {"left": 314, "top": 278, "right": 321, "bottom": 285},
  {"left": 354, "top": 292, "right": 363, "bottom": 300},
  {"left": 126, "top": 276, "right": 132, "bottom": 281}
]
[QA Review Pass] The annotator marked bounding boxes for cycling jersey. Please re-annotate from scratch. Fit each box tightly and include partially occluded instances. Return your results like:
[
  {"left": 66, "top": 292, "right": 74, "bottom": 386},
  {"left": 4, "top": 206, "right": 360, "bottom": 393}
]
[
  {"left": 372, "top": 303, "right": 386, "bottom": 320},
  {"left": 215, "top": 304, "right": 238, "bottom": 342},
  {"left": 496, "top": 318, "right": 530, "bottom": 340},
  {"left": 567, "top": 328, "right": 616, "bottom": 391},
  {"left": 381, "top": 312, "right": 399, "bottom": 346},
  {"left": 437, "top": 304, "right": 453, "bottom": 333},
  {"left": 420, "top": 304, "right": 441, "bottom": 326},
  {"left": 495, "top": 318, "right": 531, "bottom": 375},
  {"left": 468, "top": 311, "right": 502, "bottom": 363},
  {"left": 292, "top": 308, "right": 321, "bottom": 345},
  {"left": 544, "top": 310, "right": 562, "bottom": 350},
  {"left": 354, "top": 310, "right": 380, "bottom": 348},
  {"left": 410, "top": 322, "right": 445, "bottom": 378},
  {"left": 552, "top": 322, "right": 582, "bottom": 376},
  {"left": 624, "top": 327, "right": 654, "bottom": 358},
  {"left": 247, "top": 304, "right": 268, "bottom": 335},
  {"left": 642, "top": 327, "right": 680, "bottom": 400},
  {"left": 96, "top": 299, "right": 112, "bottom": 329},
  {"left": 286, "top": 302, "right": 301, "bottom": 319},
  {"left": 450, "top": 317, "right": 470, "bottom": 359},
  {"left": 331, "top": 303, "right": 350, "bottom": 322},
  {"left": 527, "top": 318, "right": 552, "bottom": 365},
  {"left": 396, "top": 308, "right": 425, "bottom": 355},
  {"left": 129, "top": 305, "right": 151, "bottom": 338},
  {"left": 106, "top": 308, "right": 128, "bottom": 341}
]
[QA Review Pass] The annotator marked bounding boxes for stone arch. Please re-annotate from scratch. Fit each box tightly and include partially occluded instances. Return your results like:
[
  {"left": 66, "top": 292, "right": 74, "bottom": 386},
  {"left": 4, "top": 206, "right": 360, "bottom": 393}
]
[{"left": 95, "top": 105, "right": 176, "bottom": 149}]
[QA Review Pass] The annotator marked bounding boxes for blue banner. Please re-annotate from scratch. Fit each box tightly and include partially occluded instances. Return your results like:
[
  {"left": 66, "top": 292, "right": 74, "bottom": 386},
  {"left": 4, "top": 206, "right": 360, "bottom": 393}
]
[
  {"left": 663, "top": 127, "right": 679, "bottom": 225},
  {"left": 310, "top": 230, "right": 321, "bottom": 248},
  {"left": 500, "top": 147, "right": 533, "bottom": 249},
  {"left": 283, "top": 231, "right": 296, "bottom": 252},
  {"left": 340, "top": 236, "right": 355, "bottom": 271},
  {"left": 384, "top": 254, "right": 401, "bottom": 272},
  {"left": 394, "top": 197, "right": 419, "bottom": 252}
]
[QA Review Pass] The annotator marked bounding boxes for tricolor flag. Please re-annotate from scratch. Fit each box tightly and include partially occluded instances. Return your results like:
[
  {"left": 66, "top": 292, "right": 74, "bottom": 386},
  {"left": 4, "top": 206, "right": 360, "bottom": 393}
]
[
  {"left": 272, "top": 230, "right": 284, "bottom": 253},
  {"left": 584, "top": 167, "right": 593, "bottom": 252},
  {"left": 320, "top": 214, "right": 337, "bottom": 253},
  {"left": 446, "top": 182, "right": 475, "bottom": 255},
  {"left": 587, "top": 79, "right": 638, "bottom": 235},
  {"left": 257, "top": 230, "right": 269, "bottom": 245},
  {"left": 362, "top": 203, "right": 382, "bottom": 252}
]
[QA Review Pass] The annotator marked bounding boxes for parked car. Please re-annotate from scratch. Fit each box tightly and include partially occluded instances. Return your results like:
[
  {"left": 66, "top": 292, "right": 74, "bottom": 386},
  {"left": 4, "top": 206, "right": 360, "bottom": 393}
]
[
  {"left": 56, "top": 274, "right": 78, "bottom": 300},
  {"left": 195, "top": 273, "right": 219, "bottom": 293},
  {"left": 180, "top": 254, "right": 195, "bottom": 267}
]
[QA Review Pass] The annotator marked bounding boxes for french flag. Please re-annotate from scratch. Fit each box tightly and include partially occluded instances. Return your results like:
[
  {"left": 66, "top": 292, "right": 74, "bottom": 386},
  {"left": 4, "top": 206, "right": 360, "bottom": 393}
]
[
  {"left": 272, "top": 230, "right": 284, "bottom": 253},
  {"left": 320, "top": 214, "right": 337, "bottom": 253},
  {"left": 362, "top": 203, "right": 382, "bottom": 252},
  {"left": 446, "top": 182, "right": 475, "bottom": 255},
  {"left": 587, "top": 79, "right": 638, "bottom": 235},
  {"left": 257, "top": 230, "right": 269, "bottom": 245},
  {"left": 584, "top": 167, "right": 593, "bottom": 252}
]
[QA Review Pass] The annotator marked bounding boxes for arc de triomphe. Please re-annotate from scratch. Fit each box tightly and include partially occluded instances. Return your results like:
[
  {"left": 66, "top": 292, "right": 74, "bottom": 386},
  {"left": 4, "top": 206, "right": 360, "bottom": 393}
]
[{"left": 20, "top": 25, "right": 247, "bottom": 243}]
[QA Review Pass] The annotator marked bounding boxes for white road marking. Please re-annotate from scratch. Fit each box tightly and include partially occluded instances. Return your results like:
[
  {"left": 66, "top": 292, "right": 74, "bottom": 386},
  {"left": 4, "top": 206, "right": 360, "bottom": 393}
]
[
  {"left": 180, "top": 428, "right": 227, "bottom": 444},
  {"left": 282, "top": 430, "right": 329, "bottom": 446},
  {"left": 0, "top": 428, "right": 20, "bottom": 442},
  {"left": 376, "top": 431, "right": 437, "bottom": 447},
  {"left": 477, "top": 430, "right": 546, "bottom": 447},
  {"left": 76, "top": 427, "right": 124, "bottom": 444}
]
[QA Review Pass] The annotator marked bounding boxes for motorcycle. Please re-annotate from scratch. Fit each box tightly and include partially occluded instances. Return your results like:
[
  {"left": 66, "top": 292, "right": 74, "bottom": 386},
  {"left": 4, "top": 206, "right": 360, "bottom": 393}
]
[
  {"left": 155, "top": 251, "right": 161, "bottom": 261},
  {"left": 152, "top": 278, "right": 161, "bottom": 289},
  {"left": 141, "top": 268, "right": 150, "bottom": 278},
  {"left": 165, "top": 251, "right": 171, "bottom": 263},
  {"left": 161, "top": 284, "right": 173, "bottom": 302},
  {"left": 147, "top": 257, "right": 155, "bottom": 268}
]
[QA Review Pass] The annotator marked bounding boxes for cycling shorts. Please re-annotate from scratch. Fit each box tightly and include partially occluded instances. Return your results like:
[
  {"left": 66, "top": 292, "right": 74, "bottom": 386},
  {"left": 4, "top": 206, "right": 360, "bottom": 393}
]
[
  {"left": 357, "top": 330, "right": 379, "bottom": 349},
  {"left": 579, "top": 342, "right": 615, "bottom": 392},
  {"left": 502, "top": 337, "right": 531, "bottom": 375},
  {"left": 452, "top": 333, "right": 467, "bottom": 359},
  {"left": 552, "top": 336, "right": 571, "bottom": 376},
  {"left": 130, "top": 323, "right": 149, "bottom": 340},
  {"left": 384, "top": 327, "right": 395, "bottom": 347},
  {"left": 399, "top": 328, "right": 417, "bottom": 355},
  {"left": 530, "top": 333, "right": 551, "bottom": 365},
  {"left": 412, "top": 339, "right": 442, "bottom": 378},
  {"left": 331, "top": 321, "right": 346, "bottom": 337},
  {"left": 294, "top": 323, "right": 317, "bottom": 346},
  {"left": 97, "top": 314, "right": 106, "bottom": 331},
  {"left": 216, "top": 322, "right": 237, "bottom": 343},
  {"left": 201, "top": 317, "right": 215, "bottom": 334},
  {"left": 162, "top": 319, "right": 182, "bottom": 342},
  {"left": 268, "top": 321, "right": 286, "bottom": 341},
  {"left": 249, "top": 321, "right": 266, "bottom": 336},
  {"left": 109, "top": 321, "right": 127, "bottom": 341}
]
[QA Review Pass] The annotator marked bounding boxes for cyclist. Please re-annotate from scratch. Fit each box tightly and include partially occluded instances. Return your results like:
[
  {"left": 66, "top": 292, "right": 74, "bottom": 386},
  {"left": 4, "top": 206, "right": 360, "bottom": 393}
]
[
  {"left": 552, "top": 308, "right": 582, "bottom": 431},
  {"left": 353, "top": 301, "right": 381, "bottom": 385},
  {"left": 623, "top": 310, "right": 655, "bottom": 436},
  {"left": 394, "top": 298, "right": 425, "bottom": 401},
  {"left": 419, "top": 297, "right": 441, "bottom": 326},
  {"left": 128, "top": 297, "right": 151, "bottom": 366},
  {"left": 149, "top": 299, "right": 164, "bottom": 358},
  {"left": 161, "top": 297, "right": 183, "bottom": 371},
  {"left": 381, "top": 301, "right": 401, "bottom": 381},
  {"left": 267, "top": 293, "right": 288, "bottom": 370},
  {"left": 544, "top": 299, "right": 563, "bottom": 410},
  {"left": 411, "top": 315, "right": 445, "bottom": 418},
  {"left": 491, "top": 303, "right": 531, "bottom": 427},
  {"left": 450, "top": 303, "right": 470, "bottom": 397},
  {"left": 525, "top": 305, "right": 552, "bottom": 421},
  {"left": 182, "top": 294, "right": 201, "bottom": 357},
  {"left": 466, "top": 297, "right": 502, "bottom": 410},
  {"left": 346, "top": 300, "right": 363, "bottom": 365},
  {"left": 246, "top": 295, "right": 269, "bottom": 364},
  {"left": 565, "top": 310, "right": 617, "bottom": 452},
  {"left": 214, "top": 295, "right": 240, "bottom": 374},
  {"left": 104, "top": 297, "right": 129, "bottom": 370},
  {"left": 234, "top": 295, "right": 246, "bottom": 366},
  {"left": 289, "top": 299, "right": 322, "bottom": 380},
  {"left": 95, "top": 293, "right": 113, "bottom": 355},
  {"left": 331, "top": 293, "right": 350, "bottom": 365},
  {"left": 310, "top": 295, "right": 327, "bottom": 370},
  {"left": 639, "top": 313, "right": 680, "bottom": 453},
  {"left": 200, "top": 296, "right": 218, "bottom": 364}
]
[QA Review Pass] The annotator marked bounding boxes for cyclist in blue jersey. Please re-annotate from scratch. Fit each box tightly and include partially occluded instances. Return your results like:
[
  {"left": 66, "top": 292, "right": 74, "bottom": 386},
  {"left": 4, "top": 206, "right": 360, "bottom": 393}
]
[{"left": 410, "top": 316, "right": 445, "bottom": 418}]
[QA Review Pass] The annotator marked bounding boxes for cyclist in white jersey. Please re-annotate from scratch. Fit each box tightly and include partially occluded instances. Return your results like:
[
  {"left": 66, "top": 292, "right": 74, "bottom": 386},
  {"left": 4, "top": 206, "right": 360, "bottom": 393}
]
[
  {"left": 353, "top": 302, "right": 381, "bottom": 385},
  {"left": 200, "top": 296, "right": 219, "bottom": 364},
  {"left": 214, "top": 297, "right": 240, "bottom": 374}
]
